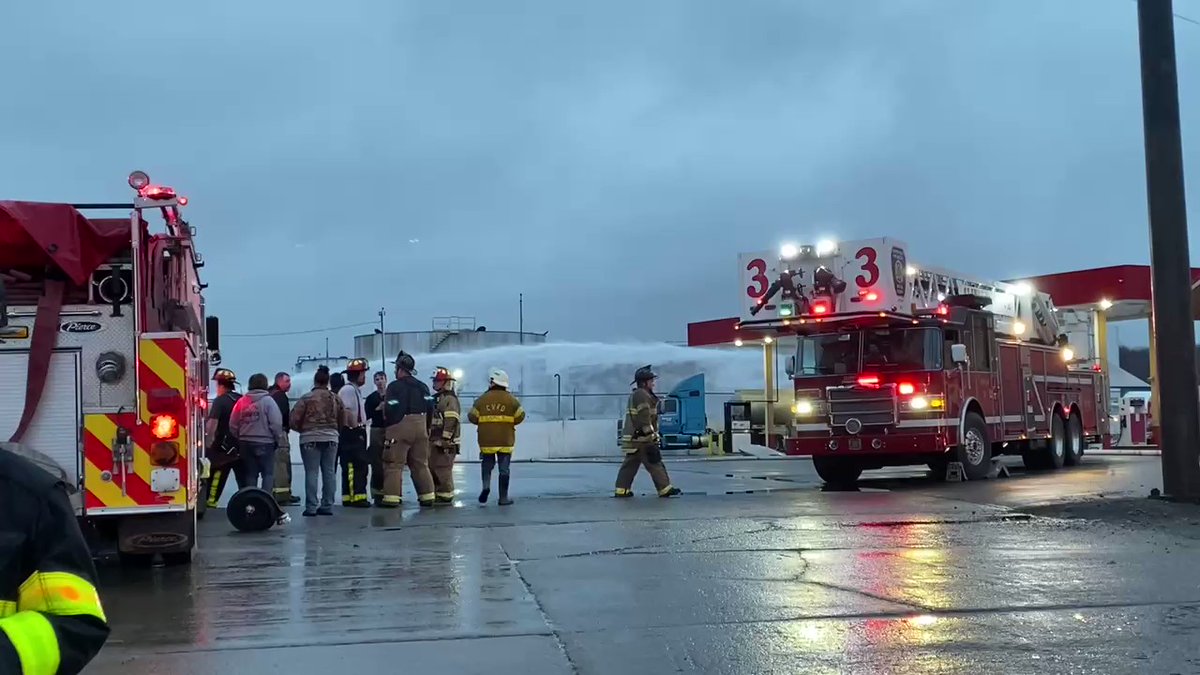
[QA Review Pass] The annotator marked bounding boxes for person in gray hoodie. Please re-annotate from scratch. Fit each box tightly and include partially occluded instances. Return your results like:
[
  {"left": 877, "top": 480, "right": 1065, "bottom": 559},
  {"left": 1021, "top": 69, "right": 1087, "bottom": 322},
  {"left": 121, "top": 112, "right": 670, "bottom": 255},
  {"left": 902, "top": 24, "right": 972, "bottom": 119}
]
[{"left": 229, "top": 373, "right": 285, "bottom": 491}]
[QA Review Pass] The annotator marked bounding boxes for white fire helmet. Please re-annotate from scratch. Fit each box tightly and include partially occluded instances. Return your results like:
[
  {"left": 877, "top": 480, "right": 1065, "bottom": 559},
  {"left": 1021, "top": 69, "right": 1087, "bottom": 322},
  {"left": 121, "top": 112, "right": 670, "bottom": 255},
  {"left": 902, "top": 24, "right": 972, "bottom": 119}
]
[{"left": 489, "top": 368, "right": 510, "bottom": 388}]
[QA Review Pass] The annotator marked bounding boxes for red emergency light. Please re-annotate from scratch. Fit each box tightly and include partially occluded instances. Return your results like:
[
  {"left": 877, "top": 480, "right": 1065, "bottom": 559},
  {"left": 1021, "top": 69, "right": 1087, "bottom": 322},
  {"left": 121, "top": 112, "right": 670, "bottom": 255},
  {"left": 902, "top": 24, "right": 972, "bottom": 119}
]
[
  {"left": 857, "top": 375, "right": 879, "bottom": 386},
  {"left": 140, "top": 185, "right": 177, "bottom": 200},
  {"left": 812, "top": 301, "right": 830, "bottom": 315},
  {"left": 897, "top": 382, "right": 916, "bottom": 395},
  {"left": 151, "top": 414, "right": 179, "bottom": 440},
  {"left": 863, "top": 291, "right": 879, "bottom": 302}
]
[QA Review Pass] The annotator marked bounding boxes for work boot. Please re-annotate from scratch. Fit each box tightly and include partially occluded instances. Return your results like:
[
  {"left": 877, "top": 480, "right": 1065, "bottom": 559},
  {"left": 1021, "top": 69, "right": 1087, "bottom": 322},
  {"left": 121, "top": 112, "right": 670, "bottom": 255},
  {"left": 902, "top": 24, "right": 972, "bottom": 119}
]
[
  {"left": 419, "top": 499, "right": 436, "bottom": 508},
  {"left": 479, "top": 468, "right": 492, "bottom": 504},
  {"left": 497, "top": 475, "right": 513, "bottom": 506},
  {"left": 435, "top": 495, "right": 454, "bottom": 504},
  {"left": 659, "top": 486, "right": 682, "bottom": 498},
  {"left": 287, "top": 495, "right": 301, "bottom": 505}
]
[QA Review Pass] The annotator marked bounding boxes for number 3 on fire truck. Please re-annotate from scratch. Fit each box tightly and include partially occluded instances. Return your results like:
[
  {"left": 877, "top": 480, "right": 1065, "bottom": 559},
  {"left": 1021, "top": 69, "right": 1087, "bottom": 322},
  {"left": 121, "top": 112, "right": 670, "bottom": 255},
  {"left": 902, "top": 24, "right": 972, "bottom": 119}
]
[{"left": 738, "top": 251, "right": 778, "bottom": 322}]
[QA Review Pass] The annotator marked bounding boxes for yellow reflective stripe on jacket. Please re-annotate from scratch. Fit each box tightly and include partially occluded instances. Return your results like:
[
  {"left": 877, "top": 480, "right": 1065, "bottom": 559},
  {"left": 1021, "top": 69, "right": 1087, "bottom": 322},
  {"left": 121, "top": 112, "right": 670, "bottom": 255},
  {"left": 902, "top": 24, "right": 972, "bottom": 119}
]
[
  {"left": 19, "top": 572, "right": 107, "bottom": 622},
  {"left": 0, "top": 611, "right": 61, "bottom": 675},
  {"left": 477, "top": 415, "right": 516, "bottom": 424},
  {"left": 0, "top": 600, "right": 15, "bottom": 618},
  {"left": 479, "top": 446, "right": 514, "bottom": 455},
  {"left": 443, "top": 411, "right": 460, "bottom": 420}
]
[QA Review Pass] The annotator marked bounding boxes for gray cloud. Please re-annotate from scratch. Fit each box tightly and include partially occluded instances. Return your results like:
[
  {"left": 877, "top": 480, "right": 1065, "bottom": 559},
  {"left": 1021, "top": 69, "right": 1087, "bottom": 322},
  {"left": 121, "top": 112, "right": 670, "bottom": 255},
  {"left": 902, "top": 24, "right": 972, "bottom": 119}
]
[{"left": 0, "top": 0, "right": 1195, "bottom": 372}]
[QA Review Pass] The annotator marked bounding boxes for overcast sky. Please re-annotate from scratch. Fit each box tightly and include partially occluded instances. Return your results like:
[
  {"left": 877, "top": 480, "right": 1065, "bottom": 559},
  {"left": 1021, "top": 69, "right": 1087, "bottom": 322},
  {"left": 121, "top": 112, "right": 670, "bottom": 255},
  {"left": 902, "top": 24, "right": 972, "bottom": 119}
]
[{"left": 1, "top": 0, "right": 1196, "bottom": 374}]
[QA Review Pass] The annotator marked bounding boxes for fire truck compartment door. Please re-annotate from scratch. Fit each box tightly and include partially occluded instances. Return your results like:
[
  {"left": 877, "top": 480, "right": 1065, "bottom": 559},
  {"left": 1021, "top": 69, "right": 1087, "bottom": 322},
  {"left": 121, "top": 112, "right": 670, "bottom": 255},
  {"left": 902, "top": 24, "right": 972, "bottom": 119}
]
[{"left": 0, "top": 349, "right": 82, "bottom": 486}]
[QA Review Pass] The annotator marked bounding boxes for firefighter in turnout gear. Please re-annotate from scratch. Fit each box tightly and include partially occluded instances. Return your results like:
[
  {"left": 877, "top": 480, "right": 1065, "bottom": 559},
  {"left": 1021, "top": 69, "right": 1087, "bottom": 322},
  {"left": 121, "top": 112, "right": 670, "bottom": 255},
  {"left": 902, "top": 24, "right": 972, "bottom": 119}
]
[
  {"left": 204, "top": 368, "right": 244, "bottom": 509},
  {"left": 616, "top": 365, "right": 681, "bottom": 498},
  {"left": 338, "top": 359, "right": 371, "bottom": 507},
  {"left": 381, "top": 351, "right": 437, "bottom": 507},
  {"left": 468, "top": 369, "right": 524, "bottom": 505},
  {"left": 428, "top": 367, "right": 462, "bottom": 503},
  {"left": 1, "top": 448, "right": 110, "bottom": 674}
]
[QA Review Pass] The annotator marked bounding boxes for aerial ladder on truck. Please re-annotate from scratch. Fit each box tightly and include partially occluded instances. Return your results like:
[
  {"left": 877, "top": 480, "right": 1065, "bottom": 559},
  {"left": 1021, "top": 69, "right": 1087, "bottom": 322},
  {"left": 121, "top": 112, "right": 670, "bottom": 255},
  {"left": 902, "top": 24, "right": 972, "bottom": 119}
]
[{"left": 742, "top": 238, "right": 1087, "bottom": 357}]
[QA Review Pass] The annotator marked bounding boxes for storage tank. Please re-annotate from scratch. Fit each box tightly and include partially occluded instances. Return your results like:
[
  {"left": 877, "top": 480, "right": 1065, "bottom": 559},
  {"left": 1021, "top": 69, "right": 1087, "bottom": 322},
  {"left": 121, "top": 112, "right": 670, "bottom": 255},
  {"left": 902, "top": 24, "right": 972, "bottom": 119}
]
[{"left": 354, "top": 316, "right": 546, "bottom": 361}]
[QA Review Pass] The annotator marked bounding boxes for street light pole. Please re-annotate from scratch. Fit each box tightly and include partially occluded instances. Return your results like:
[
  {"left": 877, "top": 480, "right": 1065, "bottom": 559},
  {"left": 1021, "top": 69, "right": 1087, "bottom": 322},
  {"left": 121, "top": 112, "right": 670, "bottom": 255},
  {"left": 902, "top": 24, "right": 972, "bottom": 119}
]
[{"left": 1136, "top": 0, "right": 1200, "bottom": 499}]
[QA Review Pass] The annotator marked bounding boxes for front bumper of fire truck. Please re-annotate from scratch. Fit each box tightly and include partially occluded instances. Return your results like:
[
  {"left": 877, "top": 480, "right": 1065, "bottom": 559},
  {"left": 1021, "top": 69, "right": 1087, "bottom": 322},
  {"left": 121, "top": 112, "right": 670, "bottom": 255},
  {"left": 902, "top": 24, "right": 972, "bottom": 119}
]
[{"left": 785, "top": 423, "right": 952, "bottom": 456}]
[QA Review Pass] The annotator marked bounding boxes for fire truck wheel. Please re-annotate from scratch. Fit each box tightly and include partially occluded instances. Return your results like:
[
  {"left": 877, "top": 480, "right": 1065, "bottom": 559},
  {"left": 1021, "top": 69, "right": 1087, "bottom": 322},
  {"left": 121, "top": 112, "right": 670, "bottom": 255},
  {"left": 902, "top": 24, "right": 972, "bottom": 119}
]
[
  {"left": 227, "top": 487, "right": 280, "bottom": 532},
  {"left": 957, "top": 412, "right": 992, "bottom": 480},
  {"left": 163, "top": 550, "right": 193, "bottom": 566},
  {"left": 118, "top": 552, "right": 154, "bottom": 568},
  {"left": 812, "top": 456, "right": 863, "bottom": 485},
  {"left": 1064, "top": 412, "right": 1085, "bottom": 466}
]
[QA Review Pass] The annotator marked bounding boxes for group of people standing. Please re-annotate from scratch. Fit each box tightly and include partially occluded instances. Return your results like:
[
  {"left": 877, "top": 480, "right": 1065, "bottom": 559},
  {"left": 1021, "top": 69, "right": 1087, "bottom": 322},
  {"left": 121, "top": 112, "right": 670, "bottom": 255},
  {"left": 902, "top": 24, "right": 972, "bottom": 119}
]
[{"left": 203, "top": 350, "right": 531, "bottom": 514}]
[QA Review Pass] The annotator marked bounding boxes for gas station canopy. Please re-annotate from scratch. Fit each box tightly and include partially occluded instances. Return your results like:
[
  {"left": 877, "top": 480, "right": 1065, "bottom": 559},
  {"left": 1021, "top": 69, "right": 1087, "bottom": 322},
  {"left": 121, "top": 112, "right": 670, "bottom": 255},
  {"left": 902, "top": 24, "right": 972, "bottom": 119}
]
[{"left": 1019, "top": 264, "right": 1200, "bottom": 322}]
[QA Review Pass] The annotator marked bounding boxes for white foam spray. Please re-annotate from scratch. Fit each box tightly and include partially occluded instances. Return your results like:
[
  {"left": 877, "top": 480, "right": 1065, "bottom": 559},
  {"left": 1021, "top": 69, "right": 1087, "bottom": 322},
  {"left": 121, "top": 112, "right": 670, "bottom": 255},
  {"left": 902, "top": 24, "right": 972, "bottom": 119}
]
[{"left": 294, "top": 342, "right": 778, "bottom": 421}]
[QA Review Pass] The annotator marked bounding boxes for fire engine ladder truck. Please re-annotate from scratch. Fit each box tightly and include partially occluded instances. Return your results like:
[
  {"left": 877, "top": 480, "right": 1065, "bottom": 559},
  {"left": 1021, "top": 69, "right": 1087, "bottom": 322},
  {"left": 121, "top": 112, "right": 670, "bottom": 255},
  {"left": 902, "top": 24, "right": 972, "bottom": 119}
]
[{"left": 904, "top": 264, "right": 1063, "bottom": 346}]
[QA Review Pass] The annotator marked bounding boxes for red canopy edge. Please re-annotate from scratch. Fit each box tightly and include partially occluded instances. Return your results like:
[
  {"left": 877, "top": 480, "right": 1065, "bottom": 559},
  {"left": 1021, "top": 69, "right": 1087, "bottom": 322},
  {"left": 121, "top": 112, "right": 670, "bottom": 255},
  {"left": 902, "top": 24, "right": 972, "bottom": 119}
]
[{"left": 0, "top": 201, "right": 129, "bottom": 286}]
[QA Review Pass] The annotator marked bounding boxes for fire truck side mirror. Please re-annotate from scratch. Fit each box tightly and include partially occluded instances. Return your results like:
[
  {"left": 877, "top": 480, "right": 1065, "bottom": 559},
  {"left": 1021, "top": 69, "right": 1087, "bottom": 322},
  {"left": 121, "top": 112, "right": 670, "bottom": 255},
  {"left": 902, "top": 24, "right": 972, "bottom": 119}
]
[
  {"left": 205, "top": 315, "right": 221, "bottom": 364},
  {"left": 950, "top": 343, "right": 969, "bottom": 366},
  {"left": 784, "top": 356, "right": 796, "bottom": 378}
]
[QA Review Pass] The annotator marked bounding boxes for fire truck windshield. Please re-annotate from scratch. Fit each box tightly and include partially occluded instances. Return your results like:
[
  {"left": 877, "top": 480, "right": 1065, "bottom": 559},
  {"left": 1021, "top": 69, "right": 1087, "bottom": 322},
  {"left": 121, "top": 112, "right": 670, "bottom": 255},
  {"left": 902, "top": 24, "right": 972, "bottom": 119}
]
[{"left": 795, "top": 328, "right": 943, "bottom": 377}]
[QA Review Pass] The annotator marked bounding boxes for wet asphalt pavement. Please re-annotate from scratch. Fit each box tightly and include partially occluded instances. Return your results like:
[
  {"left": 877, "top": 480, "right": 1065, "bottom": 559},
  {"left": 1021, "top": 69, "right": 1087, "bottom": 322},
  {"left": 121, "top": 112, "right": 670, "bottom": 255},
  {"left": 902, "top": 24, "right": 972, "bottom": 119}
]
[{"left": 87, "top": 455, "right": 1200, "bottom": 674}]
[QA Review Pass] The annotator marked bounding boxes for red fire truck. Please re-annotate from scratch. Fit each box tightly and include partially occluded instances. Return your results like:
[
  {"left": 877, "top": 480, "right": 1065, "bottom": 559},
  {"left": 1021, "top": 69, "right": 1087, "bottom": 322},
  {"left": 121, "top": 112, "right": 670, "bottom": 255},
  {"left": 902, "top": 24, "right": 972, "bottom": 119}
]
[
  {"left": 738, "top": 237, "right": 1109, "bottom": 484},
  {"left": 0, "top": 171, "right": 216, "bottom": 565}
]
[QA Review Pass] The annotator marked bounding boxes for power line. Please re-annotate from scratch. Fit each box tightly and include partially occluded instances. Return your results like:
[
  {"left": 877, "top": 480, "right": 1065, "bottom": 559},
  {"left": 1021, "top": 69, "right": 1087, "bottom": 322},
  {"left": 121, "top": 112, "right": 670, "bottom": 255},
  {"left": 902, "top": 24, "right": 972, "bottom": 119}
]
[
  {"left": 1128, "top": 0, "right": 1200, "bottom": 27},
  {"left": 225, "top": 321, "right": 376, "bottom": 339}
]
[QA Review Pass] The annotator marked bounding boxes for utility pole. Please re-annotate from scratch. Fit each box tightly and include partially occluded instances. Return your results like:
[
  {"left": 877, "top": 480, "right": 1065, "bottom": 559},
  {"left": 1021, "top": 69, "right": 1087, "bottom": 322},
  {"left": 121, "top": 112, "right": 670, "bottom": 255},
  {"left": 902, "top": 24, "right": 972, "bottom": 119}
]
[
  {"left": 519, "top": 293, "right": 524, "bottom": 345},
  {"left": 378, "top": 307, "right": 386, "bottom": 369},
  {"left": 1136, "top": 0, "right": 1200, "bottom": 499},
  {"left": 325, "top": 337, "right": 330, "bottom": 367}
]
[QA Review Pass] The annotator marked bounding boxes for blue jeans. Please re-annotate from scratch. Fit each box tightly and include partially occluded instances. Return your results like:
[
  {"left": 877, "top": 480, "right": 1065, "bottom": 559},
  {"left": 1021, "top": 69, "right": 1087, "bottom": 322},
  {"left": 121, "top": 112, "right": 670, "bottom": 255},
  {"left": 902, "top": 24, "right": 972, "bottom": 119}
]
[
  {"left": 240, "top": 442, "right": 276, "bottom": 491},
  {"left": 301, "top": 441, "right": 338, "bottom": 512}
]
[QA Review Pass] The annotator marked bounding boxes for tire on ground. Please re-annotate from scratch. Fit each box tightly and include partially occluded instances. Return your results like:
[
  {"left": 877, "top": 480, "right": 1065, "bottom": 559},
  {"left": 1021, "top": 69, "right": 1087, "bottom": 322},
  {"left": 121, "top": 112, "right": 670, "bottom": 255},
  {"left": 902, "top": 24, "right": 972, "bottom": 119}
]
[
  {"left": 957, "top": 412, "right": 992, "bottom": 480},
  {"left": 812, "top": 456, "right": 863, "bottom": 485},
  {"left": 1064, "top": 411, "right": 1085, "bottom": 466},
  {"left": 227, "top": 487, "right": 280, "bottom": 532},
  {"left": 1022, "top": 411, "right": 1067, "bottom": 471}
]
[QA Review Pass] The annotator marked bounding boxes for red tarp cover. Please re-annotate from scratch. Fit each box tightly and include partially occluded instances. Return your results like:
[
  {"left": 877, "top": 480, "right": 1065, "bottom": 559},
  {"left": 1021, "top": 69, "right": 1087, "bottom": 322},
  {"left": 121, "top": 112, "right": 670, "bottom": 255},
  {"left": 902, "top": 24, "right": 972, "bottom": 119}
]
[{"left": 0, "top": 201, "right": 129, "bottom": 285}]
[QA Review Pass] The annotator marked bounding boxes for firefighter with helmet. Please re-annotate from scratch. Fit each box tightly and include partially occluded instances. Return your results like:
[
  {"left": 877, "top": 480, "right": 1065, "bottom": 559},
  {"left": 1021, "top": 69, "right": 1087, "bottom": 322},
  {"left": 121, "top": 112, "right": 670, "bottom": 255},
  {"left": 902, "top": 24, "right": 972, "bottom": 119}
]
[
  {"left": 616, "top": 365, "right": 681, "bottom": 498},
  {"left": 468, "top": 368, "right": 525, "bottom": 505},
  {"left": 380, "top": 351, "right": 437, "bottom": 507},
  {"left": 204, "top": 368, "right": 244, "bottom": 509},
  {"left": 429, "top": 367, "right": 462, "bottom": 503},
  {"left": 338, "top": 359, "right": 371, "bottom": 507},
  {"left": 1, "top": 448, "right": 110, "bottom": 674}
]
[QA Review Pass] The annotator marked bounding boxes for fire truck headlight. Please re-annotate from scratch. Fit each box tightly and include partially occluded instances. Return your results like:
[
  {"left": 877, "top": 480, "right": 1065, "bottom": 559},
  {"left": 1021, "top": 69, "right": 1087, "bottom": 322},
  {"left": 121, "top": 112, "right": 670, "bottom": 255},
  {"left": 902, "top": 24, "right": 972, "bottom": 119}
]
[
  {"left": 128, "top": 170, "right": 151, "bottom": 191},
  {"left": 1013, "top": 321, "right": 1027, "bottom": 336},
  {"left": 1061, "top": 346, "right": 1075, "bottom": 362},
  {"left": 780, "top": 243, "right": 800, "bottom": 260},
  {"left": 910, "top": 396, "right": 929, "bottom": 410},
  {"left": 96, "top": 352, "right": 127, "bottom": 384},
  {"left": 794, "top": 400, "right": 814, "bottom": 415},
  {"left": 815, "top": 239, "right": 837, "bottom": 257}
]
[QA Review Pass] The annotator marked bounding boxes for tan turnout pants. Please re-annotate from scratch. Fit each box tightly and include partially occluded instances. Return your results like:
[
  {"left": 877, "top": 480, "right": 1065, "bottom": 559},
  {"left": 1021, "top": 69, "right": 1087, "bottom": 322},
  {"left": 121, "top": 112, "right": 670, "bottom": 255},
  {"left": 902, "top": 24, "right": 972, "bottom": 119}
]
[
  {"left": 272, "top": 439, "right": 293, "bottom": 501},
  {"left": 430, "top": 443, "right": 458, "bottom": 500},
  {"left": 615, "top": 445, "right": 674, "bottom": 496},
  {"left": 381, "top": 415, "right": 435, "bottom": 505}
]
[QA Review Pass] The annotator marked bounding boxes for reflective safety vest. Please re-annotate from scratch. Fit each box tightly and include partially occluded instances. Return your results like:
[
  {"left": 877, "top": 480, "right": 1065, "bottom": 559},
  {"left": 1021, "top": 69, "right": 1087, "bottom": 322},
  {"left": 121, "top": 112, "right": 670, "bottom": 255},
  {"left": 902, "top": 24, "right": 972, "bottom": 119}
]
[{"left": 0, "top": 450, "right": 109, "bottom": 675}]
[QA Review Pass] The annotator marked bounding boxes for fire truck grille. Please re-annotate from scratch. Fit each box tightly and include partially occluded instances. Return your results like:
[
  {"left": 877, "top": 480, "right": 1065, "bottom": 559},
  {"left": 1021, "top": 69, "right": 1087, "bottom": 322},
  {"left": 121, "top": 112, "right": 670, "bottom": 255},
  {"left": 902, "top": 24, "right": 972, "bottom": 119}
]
[{"left": 826, "top": 386, "right": 897, "bottom": 428}]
